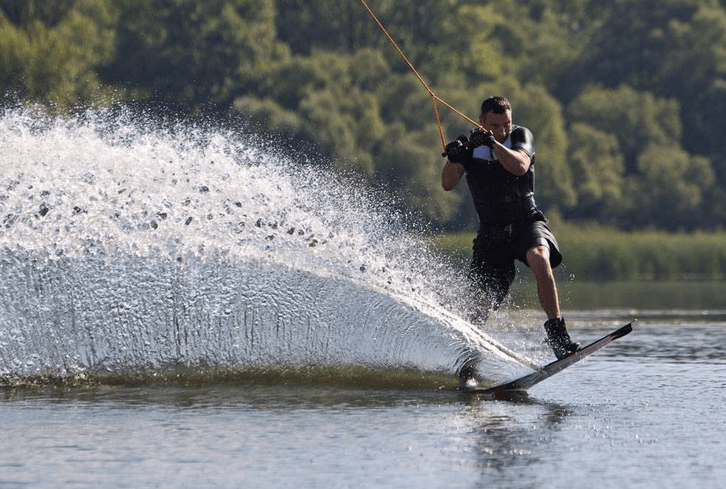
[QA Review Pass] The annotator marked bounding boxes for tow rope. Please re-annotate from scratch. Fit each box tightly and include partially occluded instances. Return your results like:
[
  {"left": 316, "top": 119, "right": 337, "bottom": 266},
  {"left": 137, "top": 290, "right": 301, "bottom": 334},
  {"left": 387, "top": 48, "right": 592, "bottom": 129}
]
[{"left": 358, "top": 0, "right": 480, "bottom": 151}]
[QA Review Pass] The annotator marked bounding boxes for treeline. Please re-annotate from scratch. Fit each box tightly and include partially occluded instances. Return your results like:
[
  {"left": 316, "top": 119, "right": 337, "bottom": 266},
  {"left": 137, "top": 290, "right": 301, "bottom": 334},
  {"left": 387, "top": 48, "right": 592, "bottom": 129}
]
[{"left": 2, "top": 0, "right": 726, "bottom": 232}]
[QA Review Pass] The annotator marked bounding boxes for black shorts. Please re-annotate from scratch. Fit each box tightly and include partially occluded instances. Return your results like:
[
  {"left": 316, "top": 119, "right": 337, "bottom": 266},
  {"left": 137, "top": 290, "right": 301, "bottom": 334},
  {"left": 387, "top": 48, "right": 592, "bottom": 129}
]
[{"left": 469, "top": 219, "right": 562, "bottom": 308}]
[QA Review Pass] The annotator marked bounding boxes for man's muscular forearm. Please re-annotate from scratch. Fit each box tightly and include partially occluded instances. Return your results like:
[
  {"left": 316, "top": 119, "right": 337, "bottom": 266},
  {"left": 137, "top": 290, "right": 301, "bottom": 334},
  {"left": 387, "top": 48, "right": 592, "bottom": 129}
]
[
  {"left": 491, "top": 143, "right": 530, "bottom": 176},
  {"left": 441, "top": 160, "right": 465, "bottom": 191}
]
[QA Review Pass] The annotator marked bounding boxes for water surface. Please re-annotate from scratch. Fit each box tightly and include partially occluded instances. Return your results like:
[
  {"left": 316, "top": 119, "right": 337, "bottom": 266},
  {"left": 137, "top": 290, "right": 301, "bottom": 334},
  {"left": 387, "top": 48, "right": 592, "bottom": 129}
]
[{"left": 2, "top": 318, "right": 724, "bottom": 489}]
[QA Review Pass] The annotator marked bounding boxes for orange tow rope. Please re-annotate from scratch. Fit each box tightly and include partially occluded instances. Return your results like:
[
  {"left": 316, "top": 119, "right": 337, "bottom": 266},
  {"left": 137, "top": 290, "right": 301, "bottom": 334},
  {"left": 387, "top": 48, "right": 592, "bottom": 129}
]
[{"left": 358, "top": 0, "right": 480, "bottom": 151}]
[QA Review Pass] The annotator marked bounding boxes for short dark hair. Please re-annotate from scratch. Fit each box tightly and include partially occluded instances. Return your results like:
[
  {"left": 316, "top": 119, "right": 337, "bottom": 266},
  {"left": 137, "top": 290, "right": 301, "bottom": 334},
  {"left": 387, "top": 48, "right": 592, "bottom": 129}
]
[{"left": 480, "top": 96, "right": 511, "bottom": 116}]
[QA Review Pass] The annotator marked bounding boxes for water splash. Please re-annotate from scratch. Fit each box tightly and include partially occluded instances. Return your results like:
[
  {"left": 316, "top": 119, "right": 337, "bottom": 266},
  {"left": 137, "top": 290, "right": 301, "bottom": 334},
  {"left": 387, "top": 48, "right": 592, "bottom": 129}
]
[{"left": 0, "top": 108, "right": 534, "bottom": 388}]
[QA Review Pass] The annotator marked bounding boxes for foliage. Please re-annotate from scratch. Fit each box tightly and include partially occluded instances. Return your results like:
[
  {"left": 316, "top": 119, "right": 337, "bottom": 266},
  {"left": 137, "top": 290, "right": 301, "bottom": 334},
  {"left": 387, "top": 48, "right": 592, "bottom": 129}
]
[
  {"left": 102, "top": 0, "right": 288, "bottom": 112},
  {"left": 566, "top": 122, "right": 625, "bottom": 223},
  {"left": 564, "top": 84, "right": 718, "bottom": 229},
  {"left": 2, "top": 0, "right": 726, "bottom": 232},
  {"left": 0, "top": 0, "right": 117, "bottom": 109}
]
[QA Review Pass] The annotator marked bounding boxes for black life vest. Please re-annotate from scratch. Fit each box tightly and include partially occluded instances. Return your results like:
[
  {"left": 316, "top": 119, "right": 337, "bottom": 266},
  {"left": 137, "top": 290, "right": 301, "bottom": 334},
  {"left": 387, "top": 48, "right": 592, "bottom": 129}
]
[{"left": 462, "top": 125, "right": 538, "bottom": 225}]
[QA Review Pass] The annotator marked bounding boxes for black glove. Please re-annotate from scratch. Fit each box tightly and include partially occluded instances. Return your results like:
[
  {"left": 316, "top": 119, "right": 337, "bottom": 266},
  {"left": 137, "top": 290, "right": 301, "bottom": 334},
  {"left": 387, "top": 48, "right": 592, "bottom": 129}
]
[
  {"left": 469, "top": 128, "right": 495, "bottom": 149},
  {"left": 443, "top": 135, "right": 472, "bottom": 165}
]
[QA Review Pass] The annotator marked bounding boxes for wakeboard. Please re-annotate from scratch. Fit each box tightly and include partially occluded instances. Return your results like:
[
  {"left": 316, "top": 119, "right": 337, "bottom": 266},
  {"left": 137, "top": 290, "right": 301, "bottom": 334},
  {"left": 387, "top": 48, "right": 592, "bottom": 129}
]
[{"left": 464, "top": 321, "right": 634, "bottom": 396}]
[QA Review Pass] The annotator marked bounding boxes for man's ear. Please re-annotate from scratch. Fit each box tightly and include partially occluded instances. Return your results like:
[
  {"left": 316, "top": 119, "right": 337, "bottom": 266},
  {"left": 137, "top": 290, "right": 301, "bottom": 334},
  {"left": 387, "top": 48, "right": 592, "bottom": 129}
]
[{"left": 478, "top": 114, "right": 486, "bottom": 125}]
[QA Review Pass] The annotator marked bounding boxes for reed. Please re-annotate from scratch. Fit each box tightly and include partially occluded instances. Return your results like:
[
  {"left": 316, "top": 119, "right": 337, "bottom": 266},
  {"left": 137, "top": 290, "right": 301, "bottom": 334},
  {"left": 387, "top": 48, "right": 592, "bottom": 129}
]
[{"left": 429, "top": 224, "right": 726, "bottom": 281}]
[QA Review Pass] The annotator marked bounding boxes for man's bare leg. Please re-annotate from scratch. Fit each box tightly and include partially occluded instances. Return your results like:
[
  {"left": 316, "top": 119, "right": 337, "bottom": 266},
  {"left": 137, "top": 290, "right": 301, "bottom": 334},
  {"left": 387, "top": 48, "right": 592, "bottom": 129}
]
[
  {"left": 526, "top": 245, "right": 560, "bottom": 319},
  {"left": 527, "top": 245, "right": 579, "bottom": 359}
]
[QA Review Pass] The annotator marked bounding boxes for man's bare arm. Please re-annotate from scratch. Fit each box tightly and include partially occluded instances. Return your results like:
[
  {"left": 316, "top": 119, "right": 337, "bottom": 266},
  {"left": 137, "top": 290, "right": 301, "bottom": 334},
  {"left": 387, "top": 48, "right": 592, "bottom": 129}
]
[
  {"left": 492, "top": 142, "right": 531, "bottom": 176},
  {"left": 442, "top": 160, "right": 465, "bottom": 191}
]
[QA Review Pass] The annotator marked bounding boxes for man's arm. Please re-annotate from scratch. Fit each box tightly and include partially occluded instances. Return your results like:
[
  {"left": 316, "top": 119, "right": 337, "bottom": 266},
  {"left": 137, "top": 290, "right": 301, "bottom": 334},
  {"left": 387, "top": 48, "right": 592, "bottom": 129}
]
[
  {"left": 492, "top": 142, "right": 531, "bottom": 176},
  {"left": 494, "top": 126, "right": 534, "bottom": 176},
  {"left": 442, "top": 160, "right": 465, "bottom": 191}
]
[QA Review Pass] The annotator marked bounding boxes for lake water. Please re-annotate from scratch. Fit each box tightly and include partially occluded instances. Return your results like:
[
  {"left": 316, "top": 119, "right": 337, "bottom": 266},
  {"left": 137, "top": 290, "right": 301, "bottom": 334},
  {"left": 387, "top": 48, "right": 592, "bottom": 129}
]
[
  {"left": 1, "top": 110, "right": 724, "bottom": 488},
  {"left": 2, "top": 313, "right": 725, "bottom": 489}
]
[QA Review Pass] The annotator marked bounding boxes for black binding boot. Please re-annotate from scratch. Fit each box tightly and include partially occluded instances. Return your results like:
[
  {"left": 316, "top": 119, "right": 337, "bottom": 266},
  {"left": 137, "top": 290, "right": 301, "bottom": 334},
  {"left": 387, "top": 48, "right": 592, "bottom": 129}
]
[{"left": 544, "top": 317, "right": 580, "bottom": 360}]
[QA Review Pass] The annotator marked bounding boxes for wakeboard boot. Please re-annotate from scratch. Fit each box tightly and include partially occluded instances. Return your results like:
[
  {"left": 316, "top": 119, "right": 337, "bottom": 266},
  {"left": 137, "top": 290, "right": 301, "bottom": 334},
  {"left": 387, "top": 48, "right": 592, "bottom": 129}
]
[{"left": 544, "top": 317, "right": 580, "bottom": 360}]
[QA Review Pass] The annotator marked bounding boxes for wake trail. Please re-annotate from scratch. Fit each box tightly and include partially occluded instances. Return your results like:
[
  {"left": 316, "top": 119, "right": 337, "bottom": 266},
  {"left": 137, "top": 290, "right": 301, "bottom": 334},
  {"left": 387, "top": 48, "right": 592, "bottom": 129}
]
[{"left": 0, "top": 108, "right": 539, "bottom": 387}]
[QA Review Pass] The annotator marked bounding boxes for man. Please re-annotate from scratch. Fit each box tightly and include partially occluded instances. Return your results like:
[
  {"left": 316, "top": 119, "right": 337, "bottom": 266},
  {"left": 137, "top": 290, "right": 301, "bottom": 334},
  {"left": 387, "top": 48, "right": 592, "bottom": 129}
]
[{"left": 442, "top": 96, "right": 579, "bottom": 361}]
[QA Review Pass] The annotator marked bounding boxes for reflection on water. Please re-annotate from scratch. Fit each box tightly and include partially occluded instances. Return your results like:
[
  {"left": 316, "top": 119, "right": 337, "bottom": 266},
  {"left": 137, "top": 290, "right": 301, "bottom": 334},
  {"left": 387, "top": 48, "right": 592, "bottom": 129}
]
[
  {"left": 559, "top": 279, "right": 726, "bottom": 312},
  {"left": 0, "top": 378, "right": 577, "bottom": 487},
  {"left": 508, "top": 264, "right": 726, "bottom": 311},
  {"left": 461, "top": 391, "right": 574, "bottom": 474}
]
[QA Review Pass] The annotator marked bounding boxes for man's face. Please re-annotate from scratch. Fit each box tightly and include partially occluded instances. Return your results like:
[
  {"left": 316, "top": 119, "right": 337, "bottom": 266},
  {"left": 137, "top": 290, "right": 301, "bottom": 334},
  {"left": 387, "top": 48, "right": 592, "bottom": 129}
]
[{"left": 479, "top": 110, "right": 512, "bottom": 144}]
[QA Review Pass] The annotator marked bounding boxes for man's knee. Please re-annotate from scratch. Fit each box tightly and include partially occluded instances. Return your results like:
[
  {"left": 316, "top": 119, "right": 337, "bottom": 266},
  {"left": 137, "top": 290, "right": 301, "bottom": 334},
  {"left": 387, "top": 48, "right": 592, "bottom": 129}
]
[{"left": 526, "top": 244, "right": 551, "bottom": 271}]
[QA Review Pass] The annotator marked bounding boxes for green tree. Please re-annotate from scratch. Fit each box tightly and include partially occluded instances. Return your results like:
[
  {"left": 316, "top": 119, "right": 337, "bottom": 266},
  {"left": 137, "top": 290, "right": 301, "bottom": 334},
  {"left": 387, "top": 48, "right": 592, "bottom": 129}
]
[
  {"left": 566, "top": 122, "right": 626, "bottom": 223},
  {"left": 571, "top": 0, "right": 726, "bottom": 167},
  {"left": 0, "top": 0, "right": 78, "bottom": 27},
  {"left": 487, "top": 0, "right": 609, "bottom": 95},
  {"left": 275, "top": 0, "right": 382, "bottom": 55},
  {"left": 0, "top": 0, "right": 117, "bottom": 109},
  {"left": 567, "top": 85, "right": 682, "bottom": 173},
  {"left": 565, "top": 84, "right": 718, "bottom": 228},
  {"left": 236, "top": 49, "right": 388, "bottom": 172},
  {"left": 661, "top": 4, "right": 726, "bottom": 164},
  {"left": 103, "top": 0, "right": 288, "bottom": 113},
  {"left": 376, "top": 122, "right": 461, "bottom": 222},
  {"left": 571, "top": 0, "right": 700, "bottom": 92},
  {"left": 275, "top": 0, "right": 505, "bottom": 86},
  {"left": 629, "top": 146, "right": 715, "bottom": 230}
]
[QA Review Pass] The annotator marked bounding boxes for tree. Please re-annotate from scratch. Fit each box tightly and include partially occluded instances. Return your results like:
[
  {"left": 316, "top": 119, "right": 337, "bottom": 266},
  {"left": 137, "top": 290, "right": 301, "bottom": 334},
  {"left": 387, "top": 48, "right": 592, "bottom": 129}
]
[
  {"left": 566, "top": 85, "right": 682, "bottom": 173},
  {"left": 565, "top": 84, "right": 718, "bottom": 229},
  {"left": 571, "top": 0, "right": 701, "bottom": 92},
  {"left": 0, "top": 0, "right": 78, "bottom": 27},
  {"left": 0, "top": 0, "right": 117, "bottom": 109},
  {"left": 102, "top": 0, "right": 288, "bottom": 114},
  {"left": 275, "top": 0, "right": 505, "bottom": 86},
  {"left": 629, "top": 146, "right": 715, "bottom": 230},
  {"left": 570, "top": 0, "right": 726, "bottom": 167},
  {"left": 275, "top": 0, "right": 382, "bottom": 55},
  {"left": 566, "top": 122, "right": 625, "bottom": 223},
  {"left": 486, "top": 0, "right": 609, "bottom": 95}
]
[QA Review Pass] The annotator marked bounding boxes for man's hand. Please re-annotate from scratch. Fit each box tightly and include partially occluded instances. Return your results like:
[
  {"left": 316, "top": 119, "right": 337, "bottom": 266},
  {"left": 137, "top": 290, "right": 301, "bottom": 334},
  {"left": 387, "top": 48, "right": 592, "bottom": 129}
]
[
  {"left": 469, "top": 128, "right": 496, "bottom": 149},
  {"left": 444, "top": 135, "right": 472, "bottom": 165}
]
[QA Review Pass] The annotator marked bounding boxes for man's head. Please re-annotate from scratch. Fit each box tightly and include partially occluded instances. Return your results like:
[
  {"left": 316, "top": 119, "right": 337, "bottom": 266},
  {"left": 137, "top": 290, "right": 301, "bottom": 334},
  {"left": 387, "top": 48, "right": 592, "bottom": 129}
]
[{"left": 479, "top": 96, "right": 512, "bottom": 144}]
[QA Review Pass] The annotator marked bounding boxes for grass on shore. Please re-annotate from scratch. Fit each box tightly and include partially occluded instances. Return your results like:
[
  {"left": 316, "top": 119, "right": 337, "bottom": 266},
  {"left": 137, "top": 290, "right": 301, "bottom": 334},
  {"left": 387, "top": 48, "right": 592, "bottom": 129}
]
[{"left": 429, "top": 223, "right": 726, "bottom": 281}]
